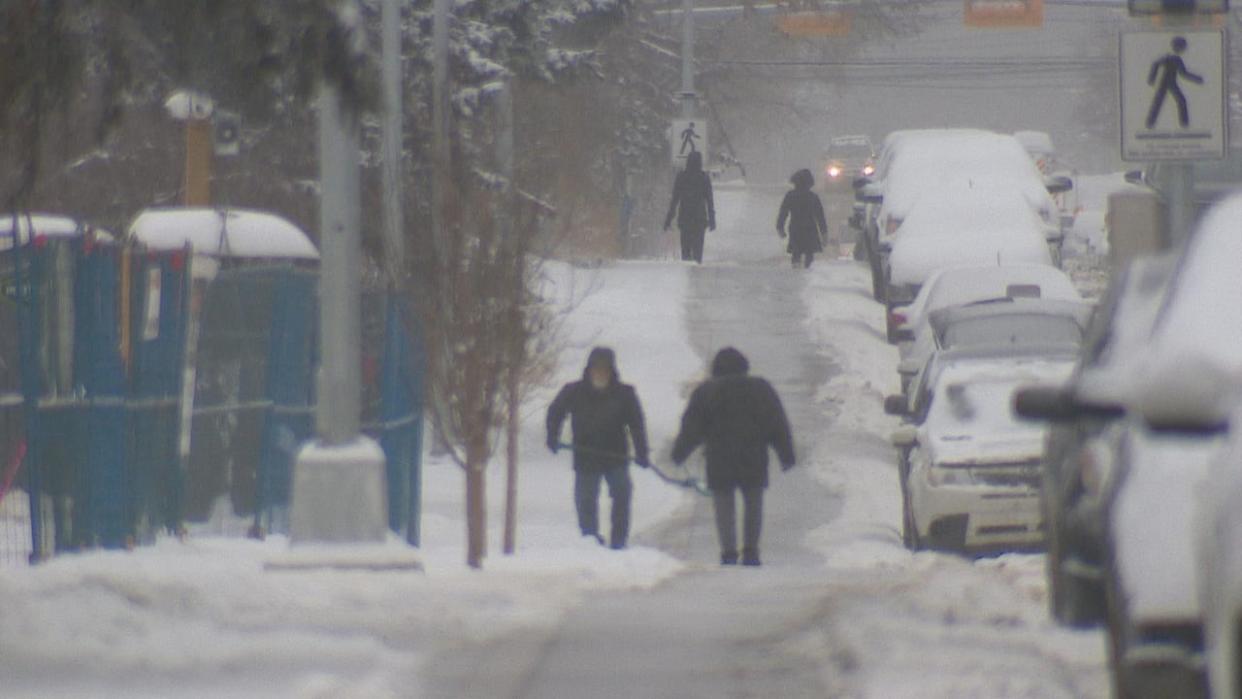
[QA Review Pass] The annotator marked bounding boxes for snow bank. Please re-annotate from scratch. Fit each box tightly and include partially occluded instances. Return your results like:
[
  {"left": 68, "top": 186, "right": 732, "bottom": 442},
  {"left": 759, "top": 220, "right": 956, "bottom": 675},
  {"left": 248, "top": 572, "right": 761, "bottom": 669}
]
[
  {"left": 801, "top": 260, "right": 1107, "bottom": 698},
  {"left": 0, "top": 258, "right": 698, "bottom": 697}
]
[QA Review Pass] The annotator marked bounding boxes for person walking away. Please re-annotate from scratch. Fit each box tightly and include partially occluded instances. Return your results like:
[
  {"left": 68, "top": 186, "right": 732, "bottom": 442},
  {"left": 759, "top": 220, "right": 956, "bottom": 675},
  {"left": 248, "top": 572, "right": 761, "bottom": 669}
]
[
  {"left": 672, "top": 347, "right": 795, "bottom": 566},
  {"left": 664, "top": 151, "right": 716, "bottom": 264},
  {"left": 547, "top": 347, "right": 651, "bottom": 549},
  {"left": 777, "top": 169, "right": 828, "bottom": 268}
]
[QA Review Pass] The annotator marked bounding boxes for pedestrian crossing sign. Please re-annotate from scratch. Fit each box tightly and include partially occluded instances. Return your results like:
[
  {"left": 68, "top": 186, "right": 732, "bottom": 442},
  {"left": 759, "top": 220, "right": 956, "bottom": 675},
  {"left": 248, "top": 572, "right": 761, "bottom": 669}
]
[
  {"left": 670, "top": 119, "right": 709, "bottom": 168},
  {"left": 1120, "top": 30, "right": 1226, "bottom": 161}
]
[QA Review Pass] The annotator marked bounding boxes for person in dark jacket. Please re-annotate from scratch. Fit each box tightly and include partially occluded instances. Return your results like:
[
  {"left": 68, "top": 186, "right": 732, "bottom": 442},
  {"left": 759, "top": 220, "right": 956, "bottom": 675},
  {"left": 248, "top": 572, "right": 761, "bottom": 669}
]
[
  {"left": 547, "top": 347, "right": 651, "bottom": 549},
  {"left": 663, "top": 151, "right": 716, "bottom": 264},
  {"left": 776, "top": 169, "right": 829, "bottom": 269},
  {"left": 671, "top": 347, "right": 795, "bottom": 566}
]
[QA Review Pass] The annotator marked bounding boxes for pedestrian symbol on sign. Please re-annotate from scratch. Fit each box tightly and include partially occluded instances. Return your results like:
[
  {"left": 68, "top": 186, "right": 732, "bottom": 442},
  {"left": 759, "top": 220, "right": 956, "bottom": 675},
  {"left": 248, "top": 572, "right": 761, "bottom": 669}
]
[
  {"left": 679, "top": 122, "right": 701, "bottom": 155},
  {"left": 1146, "top": 36, "right": 1204, "bottom": 130}
]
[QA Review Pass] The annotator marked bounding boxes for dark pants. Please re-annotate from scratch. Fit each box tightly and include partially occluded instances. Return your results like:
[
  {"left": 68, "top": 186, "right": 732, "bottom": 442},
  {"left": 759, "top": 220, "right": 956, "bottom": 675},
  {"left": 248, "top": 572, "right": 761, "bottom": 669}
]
[
  {"left": 791, "top": 252, "right": 814, "bottom": 268},
  {"left": 679, "top": 225, "right": 706, "bottom": 264},
  {"left": 712, "top": 486, "right": 764, "bottom": 562},
  {"left": 575, "top": 467, "right": 632, "bottom": 548}
]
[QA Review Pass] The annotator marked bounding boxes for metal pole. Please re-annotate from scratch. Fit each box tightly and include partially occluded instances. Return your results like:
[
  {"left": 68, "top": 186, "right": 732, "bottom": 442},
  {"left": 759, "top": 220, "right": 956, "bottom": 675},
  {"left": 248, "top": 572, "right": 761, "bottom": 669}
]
[
  {"left": 681, "top": 0, "right": 696, "bottom": 118},
  {"left": 381, "top": 0, "right": 406, "bottom": 287},
  {"left": 1164, "top": 162, "right": 1195, "bottom": 249},
  {"left": 316, "top": 82, "right": 362, "bottom": 444},
  {"left": 496, "top": 82, "right": 520, "bottom": 555}
]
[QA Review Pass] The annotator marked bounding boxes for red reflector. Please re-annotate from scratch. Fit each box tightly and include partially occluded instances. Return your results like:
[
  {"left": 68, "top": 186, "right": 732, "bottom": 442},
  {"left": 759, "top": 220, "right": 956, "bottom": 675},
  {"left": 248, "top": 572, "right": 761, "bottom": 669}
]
[{"left": 32, "top": 234, "right": 48, "bottom": 249}]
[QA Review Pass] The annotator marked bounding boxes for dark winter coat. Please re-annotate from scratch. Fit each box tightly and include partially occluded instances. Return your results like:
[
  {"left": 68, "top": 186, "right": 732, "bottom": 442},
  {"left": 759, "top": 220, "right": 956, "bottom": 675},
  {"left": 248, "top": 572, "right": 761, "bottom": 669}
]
[
  {"left": 777, "top": 170, "right": 828, "bottom": 256},
  {"left": 664, "top": 151, "right": 716, "bottom": 232},
  {"left": 671, "top": 348, "right": 795, "bottom": 490},
  {"left": 547, "top": 348, "right": 650, "bottom": 472}
]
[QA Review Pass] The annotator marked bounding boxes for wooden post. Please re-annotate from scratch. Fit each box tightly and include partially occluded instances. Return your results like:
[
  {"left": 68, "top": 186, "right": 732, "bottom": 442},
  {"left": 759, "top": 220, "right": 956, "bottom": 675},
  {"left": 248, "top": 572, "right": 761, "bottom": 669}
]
[{"left": 184, "top": 119, "right": 212, "bottom": 207}]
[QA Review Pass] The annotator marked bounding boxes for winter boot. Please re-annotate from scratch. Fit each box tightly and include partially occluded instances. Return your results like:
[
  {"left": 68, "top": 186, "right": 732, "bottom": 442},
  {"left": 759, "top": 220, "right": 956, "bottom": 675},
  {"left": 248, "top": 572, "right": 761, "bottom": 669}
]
[
  {"left": 742, "top": 548, "right": 761, "bottom": 567},
  {"left": 721, "top": 551, "right": 739, "bottom": 566}
]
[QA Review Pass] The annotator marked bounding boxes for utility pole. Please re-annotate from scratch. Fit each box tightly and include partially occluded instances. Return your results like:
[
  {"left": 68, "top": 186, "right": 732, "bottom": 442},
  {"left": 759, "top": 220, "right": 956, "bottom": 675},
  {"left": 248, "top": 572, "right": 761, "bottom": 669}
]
[
  {"left": 496, "top": 82, "right": 521, "bottom": 556},
  {"left": 288, "top": 4, "right": 388, "bottom": 546},
  {"left": 681, "top": 0, "right": 697, "bottom": 118},
  {"left": 381, "top": 0, "right": 406, "bottom": 286}
]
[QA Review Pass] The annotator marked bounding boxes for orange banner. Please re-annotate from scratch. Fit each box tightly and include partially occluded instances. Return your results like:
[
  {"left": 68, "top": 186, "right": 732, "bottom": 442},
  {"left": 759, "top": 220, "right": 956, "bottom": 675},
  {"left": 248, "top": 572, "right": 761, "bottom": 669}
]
[
  {"left": 964, "top": 0, "right": 1043, "bottom": 27},
  {"left": 776, "top": 10, "right": 853, "bottom": 37}
]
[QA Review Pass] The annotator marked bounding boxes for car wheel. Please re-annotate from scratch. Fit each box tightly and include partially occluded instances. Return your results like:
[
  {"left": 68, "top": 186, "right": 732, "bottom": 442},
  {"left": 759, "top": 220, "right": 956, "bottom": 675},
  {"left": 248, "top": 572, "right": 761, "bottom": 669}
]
[
  {"left": 1104, "top": 549, "right": 1138, "bottom": 699},
  {"left": 899, "top": 454, "right": 920, "bottom": 550},
  {"left": 1053, "top": 563, "right": 1105, "bottom": 628}
]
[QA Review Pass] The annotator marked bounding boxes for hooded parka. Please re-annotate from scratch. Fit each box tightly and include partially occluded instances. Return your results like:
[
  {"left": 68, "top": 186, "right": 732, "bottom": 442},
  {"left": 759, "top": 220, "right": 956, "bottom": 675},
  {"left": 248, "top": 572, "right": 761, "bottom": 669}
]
[
  {"left": 777, "top": 169, "right": 828, "bottom": 257},
  {"left": 671, "top": 348, "right": 795, "bottom": 490},
  {"left": 547, "top": 347, "right": 650, "bottom": 471}
]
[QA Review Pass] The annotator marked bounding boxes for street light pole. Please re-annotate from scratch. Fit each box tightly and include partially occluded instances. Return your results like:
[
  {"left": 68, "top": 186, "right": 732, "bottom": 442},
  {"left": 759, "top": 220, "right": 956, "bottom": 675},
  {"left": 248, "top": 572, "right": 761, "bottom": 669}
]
[{"left": 681, "top": 0, "right": 697, "bottom": 118}]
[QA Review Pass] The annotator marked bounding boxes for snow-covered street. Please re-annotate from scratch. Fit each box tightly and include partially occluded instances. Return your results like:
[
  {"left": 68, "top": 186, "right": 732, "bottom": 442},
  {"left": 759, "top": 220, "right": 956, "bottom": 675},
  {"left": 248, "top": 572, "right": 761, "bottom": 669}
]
[{"left": 0, "top": 189, "right": 1108, "bottom": 697}]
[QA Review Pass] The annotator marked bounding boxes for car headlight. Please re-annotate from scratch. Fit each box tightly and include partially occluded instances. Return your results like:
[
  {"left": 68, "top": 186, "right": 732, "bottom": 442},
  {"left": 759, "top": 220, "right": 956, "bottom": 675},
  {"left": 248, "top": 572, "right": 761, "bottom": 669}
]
[
  {"left": 828, "top": 166, "right": 842, "bottom": 178},
  {"left": 862, "top": 164, "right": 875, "bottom": 176}
]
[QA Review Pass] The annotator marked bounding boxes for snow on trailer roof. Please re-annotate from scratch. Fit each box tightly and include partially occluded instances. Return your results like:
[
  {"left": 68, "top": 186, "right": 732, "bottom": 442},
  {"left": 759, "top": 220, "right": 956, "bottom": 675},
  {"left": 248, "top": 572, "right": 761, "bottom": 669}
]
[
  {"left": 0, "top": 213, "right": 115, "bottom": 251},
  {"left": 128, "top": 208, "right": 318, "bottom": 260}
]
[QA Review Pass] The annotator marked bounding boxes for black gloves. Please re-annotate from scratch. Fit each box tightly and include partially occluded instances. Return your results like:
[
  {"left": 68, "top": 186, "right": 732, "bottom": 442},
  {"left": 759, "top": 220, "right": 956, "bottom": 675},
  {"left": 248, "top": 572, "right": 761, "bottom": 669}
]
[
  {"left": 547, "top": 438, "right": 559, "bottom": 454},
  {"left": 635, "top": 454, "right": 651, "bottom": 469}
]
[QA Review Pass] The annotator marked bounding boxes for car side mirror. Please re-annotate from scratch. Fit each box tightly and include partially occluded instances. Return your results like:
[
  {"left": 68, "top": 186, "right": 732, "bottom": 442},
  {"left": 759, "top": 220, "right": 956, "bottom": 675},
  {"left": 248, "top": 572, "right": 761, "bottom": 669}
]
[
  {"left": 891, "top": 426, "right": 918, "bottom": 448},
  {"left": 1014, "top": 384, "right": 1125, "bottom": 423},
  {"left": 884, "top": 394, "right": 909, "bottom": 416},
  {"left": 1013, "top": 385, "right": 1079, "bottom": 422},
  {"left": 1045, "top": 175, "right": 1073, "bottom": 194},
  {"left": 1124, "top": 169, "right": 1144, "bottom": 185}
]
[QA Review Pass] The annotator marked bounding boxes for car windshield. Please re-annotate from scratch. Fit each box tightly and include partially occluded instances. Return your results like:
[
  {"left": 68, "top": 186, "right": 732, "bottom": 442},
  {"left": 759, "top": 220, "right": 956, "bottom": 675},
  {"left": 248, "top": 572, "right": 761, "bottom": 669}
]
[
  {"left": 827, "top": 143, "right": 872, "bottom": 160},
  {"left": 940, "top": 315, "right": 1082, "bottom": 349}
]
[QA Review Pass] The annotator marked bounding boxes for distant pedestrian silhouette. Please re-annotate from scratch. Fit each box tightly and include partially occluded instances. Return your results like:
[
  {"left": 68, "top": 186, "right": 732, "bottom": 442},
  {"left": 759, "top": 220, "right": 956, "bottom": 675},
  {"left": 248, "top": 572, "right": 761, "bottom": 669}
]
[
  {"left": 679, "top": 122, "right": 701, "bottom": 155},
  {"left": 1146, "top": 36, "right": 1203, "bottom": 129}
]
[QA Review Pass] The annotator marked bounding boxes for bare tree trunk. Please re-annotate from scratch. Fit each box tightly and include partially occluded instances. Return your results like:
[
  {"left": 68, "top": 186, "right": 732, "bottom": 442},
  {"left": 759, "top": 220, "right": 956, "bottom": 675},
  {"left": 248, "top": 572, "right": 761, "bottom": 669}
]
[
  {"left": 466, "top": 440, "right": 487, "bottom": 568},
  {"left": 502, "top": 367, "right": 519, "bottom": 555}
]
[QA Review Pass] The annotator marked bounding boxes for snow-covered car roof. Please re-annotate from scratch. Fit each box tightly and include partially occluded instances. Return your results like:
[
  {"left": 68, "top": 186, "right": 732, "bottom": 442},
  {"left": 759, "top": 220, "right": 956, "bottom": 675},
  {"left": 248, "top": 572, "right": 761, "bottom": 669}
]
[
  {"left": 878, "top": 132, "right": 1054, "bottom": 222},
  {"left": 128, "top": 208, "right": 319, "bottom": 260},
  {"left": 0, "top": 213, "right": 115, "bottom": 251},
  {"left": 903, "top": 263, "right": 1080, "bottom": 332},
  {"left": 887, "top": 182, "right": 1052, "bottom": 286}
]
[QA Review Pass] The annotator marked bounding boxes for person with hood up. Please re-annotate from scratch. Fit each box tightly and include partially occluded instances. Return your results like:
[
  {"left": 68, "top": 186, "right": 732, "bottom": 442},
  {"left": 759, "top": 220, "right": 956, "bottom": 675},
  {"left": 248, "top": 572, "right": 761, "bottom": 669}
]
[
  {"left": 663, "top": 151, "right": 716, "bottom": 264},
  {"left": 672, "top": 347, "right": 795, "bottom": 566},
  {"left": 547, "top": 347, "right": 651, "bottom": 549},
  {"left": 776, "top": 168, "right": 829, "bottom": 269}
]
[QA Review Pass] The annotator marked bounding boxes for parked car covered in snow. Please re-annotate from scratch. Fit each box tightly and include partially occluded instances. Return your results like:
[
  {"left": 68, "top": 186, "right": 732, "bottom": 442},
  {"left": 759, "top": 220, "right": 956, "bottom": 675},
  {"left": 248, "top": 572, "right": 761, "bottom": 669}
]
[
  {"left": 893, "top": 263, "right": 1081, "bottom": 346},
  {"left": 1197, "top": 398, "right": 1242, "bottom": 699},
  {"left": 897, "top": 292, "right": 1089, "bottom": 394},
  {"left": 882, "top": 180, "right": 1053, "bottom": 341},
  {"left": 1013, "top": 252, "right": 1176, "bottom": 628},
  {"left": 1088, "top": 193, "right": 1242, "bottom": 699},
  {"left": 885, "top": 344, "right": 1077, "bottom": 553}
]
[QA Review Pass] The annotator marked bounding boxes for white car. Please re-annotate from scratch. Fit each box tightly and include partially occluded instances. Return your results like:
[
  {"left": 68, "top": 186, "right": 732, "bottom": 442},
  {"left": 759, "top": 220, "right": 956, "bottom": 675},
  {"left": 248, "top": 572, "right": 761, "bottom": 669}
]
[
  {"left": 1197, "top": 399, "right": 1242, "bottom": 699},
  {"left": 882, "top": 178, "right": 1054, "bottom": 335},
  {"left": 895, "top": 265, "right": 1084, "bottom": 391},
  {"left": 887, "top": 344, "right": 1077, "bottom": 552},
  {"left": 1098, "top": 192, "right": 1242, "bottom": 699}
]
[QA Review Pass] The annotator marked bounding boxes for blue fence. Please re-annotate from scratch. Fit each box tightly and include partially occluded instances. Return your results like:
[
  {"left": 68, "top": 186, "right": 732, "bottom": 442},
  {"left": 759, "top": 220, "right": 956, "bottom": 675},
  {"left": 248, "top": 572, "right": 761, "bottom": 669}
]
[{"left": 0, "top": 234, "right": 425, "bottom": 564}]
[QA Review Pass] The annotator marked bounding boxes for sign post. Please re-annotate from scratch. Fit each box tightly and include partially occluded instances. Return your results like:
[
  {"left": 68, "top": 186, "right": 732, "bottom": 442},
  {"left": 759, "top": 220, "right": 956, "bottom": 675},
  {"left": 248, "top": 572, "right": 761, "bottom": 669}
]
[
  {"left": 1120, "top": 29, "right": 1225, "bottom": 247},
  {"left": 1120, "top": 30, "right": 1225, "bottom": 162},
  {"left": 670, "top": 119, "right": 709, "bottom": 168}
]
